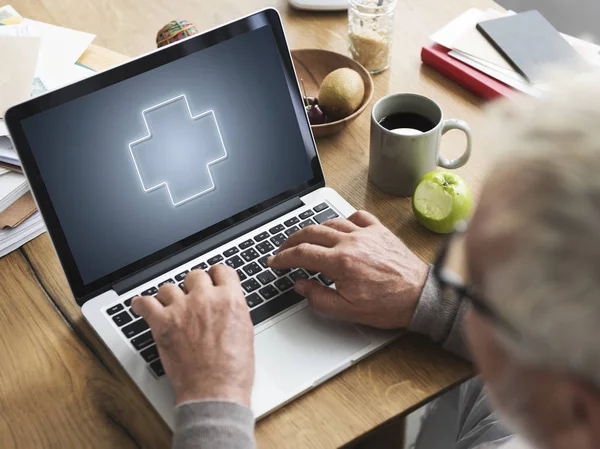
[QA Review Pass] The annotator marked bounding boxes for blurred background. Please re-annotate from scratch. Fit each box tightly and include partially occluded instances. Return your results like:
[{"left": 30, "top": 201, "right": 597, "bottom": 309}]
[{"left": 498, "top": 0, "right": 600, "bottom": 41}]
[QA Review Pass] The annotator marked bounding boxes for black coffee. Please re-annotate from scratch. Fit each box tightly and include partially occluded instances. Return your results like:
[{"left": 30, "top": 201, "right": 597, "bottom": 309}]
[{"left": 378, "top": 112, "right": 436, "bottom": 133}]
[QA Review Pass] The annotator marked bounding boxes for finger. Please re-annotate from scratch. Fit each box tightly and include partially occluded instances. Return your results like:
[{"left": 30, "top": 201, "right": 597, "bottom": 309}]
[
  {"left": 321, "top": 218, "right": 359, "bottom": 233},
  {"left": 294, "top": 279, "right": 354, "bottom": 321},
  {"left": 347, "top": 210, "right": 380, "bottom": 228},
  {"left": 269, "top": 243, "right": 335, "bottom": 273},
  {"left": 278, "top": 225, "right": 343, "bottom": 252},
  {"left": 131, "top": 295, "right": 164, "bottom": 327},
  {"left": 155, "top": 283, "right": 184, "bottom": 306},
  {"left": 208, "top": 263, "right": 239, "bottom": 286},
  {"left": 185, "top": 269, "right": 213, "bottom": 293}
]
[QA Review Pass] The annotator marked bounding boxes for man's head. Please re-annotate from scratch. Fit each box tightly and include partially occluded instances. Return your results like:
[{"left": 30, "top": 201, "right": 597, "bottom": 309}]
[{"left": 463, "top": 73, "right": 600, "bottom": 449}]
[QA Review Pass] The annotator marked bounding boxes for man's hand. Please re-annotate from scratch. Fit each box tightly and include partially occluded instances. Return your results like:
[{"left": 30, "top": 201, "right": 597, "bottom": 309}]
[
  {"left": 131, "top": 265, "right": 254, "bottom": 407},
  {"left": 269, "top": 210, "right": 428, "bottom": 329}
]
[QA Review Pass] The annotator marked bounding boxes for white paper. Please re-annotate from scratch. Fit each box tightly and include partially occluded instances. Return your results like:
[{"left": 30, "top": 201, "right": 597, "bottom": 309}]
[
  {"left": 0, "top": 211, "right": 46, "bottom": 258},
  {"left": 0, "top": 167, "right": 8, "bottom": 176},
  {"left": 0, "top": 35, "right": 41, "bottom": 116},
  {"left": 0, "top": 170, "right": 28, "bottom": 212},
  {"left": 0, "top": 5, "right": 22, "bottom": 23},
  {"left": 0, "top": 136, "right": 19, "bottom": 166},
  {"left": 0, "top": 23, "right": 30, "bottom": 37},
  {"left": 0, "top": 119, "right": 7, "bottom": 137},
  {"left": 21, "top": 19, "right": 95, "bottom": 77},
  {"left": 449, "top": 50, "right": 545, "bottom": 97},
  {"left": 41, "top": 63, "right": 95, "bottom": 92}
]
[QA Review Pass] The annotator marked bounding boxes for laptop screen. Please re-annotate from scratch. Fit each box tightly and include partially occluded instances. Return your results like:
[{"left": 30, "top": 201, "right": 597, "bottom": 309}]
[{"left": 17, "top": 18, "right": 318, "bottom": 289}]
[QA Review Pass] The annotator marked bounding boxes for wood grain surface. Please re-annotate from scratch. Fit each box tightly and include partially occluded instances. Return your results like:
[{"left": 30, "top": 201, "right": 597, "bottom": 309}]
[{"left": 0, "top": 0, "right": 504, "bottom": 447}]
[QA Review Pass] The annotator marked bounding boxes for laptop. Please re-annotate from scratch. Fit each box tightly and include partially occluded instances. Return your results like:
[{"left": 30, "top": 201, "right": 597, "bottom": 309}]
[{"left": 5, "top": 8, "right": 398, "bottom": 427}]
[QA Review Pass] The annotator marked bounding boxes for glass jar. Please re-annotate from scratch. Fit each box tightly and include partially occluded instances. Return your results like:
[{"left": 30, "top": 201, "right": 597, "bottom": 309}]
[{"left": 348, "top": 0, "right": 397, "bottom": 74}]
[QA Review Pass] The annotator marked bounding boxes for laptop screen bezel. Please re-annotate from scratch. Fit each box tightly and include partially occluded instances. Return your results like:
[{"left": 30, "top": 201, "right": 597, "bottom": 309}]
[{"left": 5, "top": 8, "right": 325, "bottom": 302}]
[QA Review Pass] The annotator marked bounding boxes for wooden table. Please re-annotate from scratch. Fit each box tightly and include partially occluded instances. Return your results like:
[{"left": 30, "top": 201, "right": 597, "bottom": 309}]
[{"left": 0, "top": 0, "right": 502, "bottom": 447}]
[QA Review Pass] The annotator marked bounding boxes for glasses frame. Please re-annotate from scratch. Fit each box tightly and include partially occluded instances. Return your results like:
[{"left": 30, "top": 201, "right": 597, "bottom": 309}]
[{"left": 432, "top": 226, "right": 521, "bottom": 339}]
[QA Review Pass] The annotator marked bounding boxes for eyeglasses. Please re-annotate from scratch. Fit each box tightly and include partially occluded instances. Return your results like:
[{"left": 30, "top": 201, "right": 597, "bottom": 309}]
[{"left": 431, "top": 224, "right": 521, "bottom": 339}]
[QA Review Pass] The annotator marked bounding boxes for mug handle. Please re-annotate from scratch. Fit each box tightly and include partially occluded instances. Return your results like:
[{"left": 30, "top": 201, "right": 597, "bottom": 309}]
[{"left": 437, "top": 119, "right": 472, "bottom": 169}]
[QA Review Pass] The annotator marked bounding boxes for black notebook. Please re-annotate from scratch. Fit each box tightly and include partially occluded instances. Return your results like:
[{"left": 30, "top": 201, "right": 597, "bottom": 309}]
[{"left": 477, "top": 10, "right": 585, "bottom": 83}]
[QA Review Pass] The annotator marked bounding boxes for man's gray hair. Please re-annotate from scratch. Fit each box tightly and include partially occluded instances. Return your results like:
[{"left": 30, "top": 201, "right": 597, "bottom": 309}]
[{"left": 476, "top": 72, "right": 600, "bottom": 389}]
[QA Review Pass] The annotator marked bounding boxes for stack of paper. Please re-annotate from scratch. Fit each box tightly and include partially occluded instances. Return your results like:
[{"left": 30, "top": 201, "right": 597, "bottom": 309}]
[
  {"left": 427, "top": 8, "right": 600, "bottom": 98},
  {"left": 0, "top": 4, "right": 96, "bottom": 257},
  {"left": 0, "top": 4, "right": 96, "bottom": 169},
  {"left": 0, "top": 211, "right": 45, "bottom": 258},
  {"left": 0, "top": 169, "right": 28, "bottom": 212}
]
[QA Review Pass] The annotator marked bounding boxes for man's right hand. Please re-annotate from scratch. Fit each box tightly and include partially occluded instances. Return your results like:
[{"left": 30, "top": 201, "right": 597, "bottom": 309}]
[{"left": 269, "top": 210, "right": 429, "bottom": 329}]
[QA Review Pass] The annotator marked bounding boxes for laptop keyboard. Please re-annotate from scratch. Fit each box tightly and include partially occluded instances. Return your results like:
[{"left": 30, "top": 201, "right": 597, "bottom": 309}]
[{"left": 103, "top": 202, "right": 338, "bottom": 378}]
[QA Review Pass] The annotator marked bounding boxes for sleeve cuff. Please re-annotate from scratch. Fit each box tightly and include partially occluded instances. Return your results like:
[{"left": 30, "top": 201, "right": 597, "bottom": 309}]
[
  {"left": 408, "top": 266, "right": 470, "bottom": 359},
  {"left": 173, "top": 400, "right": 256, "bottom": 449}
]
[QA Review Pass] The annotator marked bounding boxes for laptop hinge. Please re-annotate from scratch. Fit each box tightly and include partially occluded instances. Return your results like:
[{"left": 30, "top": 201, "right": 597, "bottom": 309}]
[{"left": 112, "top": 195, "right": 304, "bottom": 296}]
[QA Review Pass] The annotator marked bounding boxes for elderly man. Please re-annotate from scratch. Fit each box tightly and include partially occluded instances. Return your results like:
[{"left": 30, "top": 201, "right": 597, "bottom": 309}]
[{"left": 132, "top": 76, "right": 600, "bottom": 449}]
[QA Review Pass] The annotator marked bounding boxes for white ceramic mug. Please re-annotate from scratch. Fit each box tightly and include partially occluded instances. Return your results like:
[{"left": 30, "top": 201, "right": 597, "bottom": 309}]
[{"left": 369, "top": 93, "right": 472, "bottom": 197}]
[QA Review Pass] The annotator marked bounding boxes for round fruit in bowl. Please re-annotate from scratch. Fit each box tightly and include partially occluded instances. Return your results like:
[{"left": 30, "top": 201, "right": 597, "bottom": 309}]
[{"left": 291, "top": 49, "right": 374, "bottom": 137}]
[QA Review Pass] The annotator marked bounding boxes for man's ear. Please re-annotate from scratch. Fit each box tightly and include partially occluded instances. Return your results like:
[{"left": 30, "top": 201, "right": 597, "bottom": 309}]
[{"left": 566, "top": 379, "right": 600, "bottom": 448}]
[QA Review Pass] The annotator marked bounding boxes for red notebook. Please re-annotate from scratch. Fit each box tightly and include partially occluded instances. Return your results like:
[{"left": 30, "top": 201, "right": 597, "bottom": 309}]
[{"left": 421, "top": 43, "right": 515, "bottom": 101}]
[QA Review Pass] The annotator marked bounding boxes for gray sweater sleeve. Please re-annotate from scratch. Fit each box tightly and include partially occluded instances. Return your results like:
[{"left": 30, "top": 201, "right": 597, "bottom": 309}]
[
  {"left": 173, "top": 401, "right": 255, "bottom": 449},
  {"left": 409, "top": 266, "right": 472, "bottom": 360},
  {"left": 410, "top": 267, "right": 514, "bottom": 449}
]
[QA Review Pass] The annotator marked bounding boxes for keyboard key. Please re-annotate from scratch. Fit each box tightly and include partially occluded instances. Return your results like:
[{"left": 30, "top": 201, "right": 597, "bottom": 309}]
[
  {"left": 149, "top": 359, "right": 165, "bottom": 377},
  {"left": 223, "top": 247, "right": 239, "bottom": 257},
  {"left": 242, "top": 278, "right": 261, "bottom": 293},
  {"left": 285, "top": 225, "right": 300, "bottom": 236},
  {"left": 240, "top": 248, "right": 260, "bottom": 262},
  {"left": 225, "top": 255, "right": 244, "bottom": 269},
  {"left": 236, "top": 269, "right": 247, "bottom": 281},
  {"left": 207, "top": 254, "right": 224, "bottom": 265},
  {"left": 257, "top": 270, "right": 276, "bottom": 285},
  {"left": 307, "top": 270, "right": 318, "bottom": 276},
  {"left": 245, "top": 293, "right": 264, "bottom": 308},
  {"left": 256, "top": 241, "right": 274, "bottom": 254},
  {"left": 255, "top": 231, "right": 270, "bottom": 242},
  {"left": 284, "top": 217, "right": 300, "bottom": 227},
  {"left": 112, "top": 311, "right": 132, "bottom": 327},
  {"left": 106, "top": 304, "right": 124, "bottom": 315},
  {"left": 174, "top": 271, "right": 189, "bottom": 282},
  {"left": 243, "top": 262, "right": 262, "bottom": 276},
  {"left": 290, "top": 269, "right": 309, "bottom": 282},
  {"left": 124, "top": 298, "right": 133, "bottom": 307},
  {"left": 130, "top": 308, "right": 139, "bottom": 319},
  {"left": 192, "top": 262, "right": 208, "bottom": 270},
  {"left": 122, "top": 318, "right": 150, "bottom": 338},
  {"left": 131, "top": 330, "right": 154, "bottom": 350},
  {"left": 272, "top": 267, "right": 291, "bottom": 277},
  {"left": 239, "top": 239, "right": 254, "bottom": 249},
  {"left": 259, "top": 284, "right": 279, "bottom": 300},
  {"left": 258, "top": 255, "right": 270, "bottom": 269},
  {"left": 269, "top": 224, "right": 285, "bottom": 234},
  {"left": 299, "top": 219, "right": 315, "bottom": 229},
  {"left": 270, "top": 233, "right": 287, "bottom": 247},
  {"left": 314, "top": 208, "right": 339, "bottom": 224},
  {"left": 318, "top": 273, "right": 334, "bottom": 286},
  {"left": 141, "top": 286, "right": 158, "bottom": 296},
  {"left": 158, "top": 279, "right": 175, "bottom": 288},
  {"left": 299, "top": 209, "right": 315, "bottom": 219},
  {"left": 274, "top": 276, "right": 294, "bottom": 292},
  {"left": 250, "top": 289, "right": 304, "bottom": 325},
  {"left": 178, "top": 282, "right": 185, "bottom": 291},
  {"left": 313, "top": 202, "right": 328, "bottom": 213},
  {"left": 140, "top": 344, "right": 160, "bottom": 363}
]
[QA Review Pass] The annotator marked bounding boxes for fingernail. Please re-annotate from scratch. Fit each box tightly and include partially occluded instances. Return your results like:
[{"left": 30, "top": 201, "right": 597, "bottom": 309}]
[{"left": 267, "top": 256, "right": 274, "bottom": 266}]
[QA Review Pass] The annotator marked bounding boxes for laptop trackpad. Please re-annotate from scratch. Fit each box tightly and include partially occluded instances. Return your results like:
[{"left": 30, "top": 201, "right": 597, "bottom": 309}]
[{"left": 255, "top": 308, "right": 370, "bottom": 393}]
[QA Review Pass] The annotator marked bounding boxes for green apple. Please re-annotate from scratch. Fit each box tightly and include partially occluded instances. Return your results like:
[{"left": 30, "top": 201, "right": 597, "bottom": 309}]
[{"left": 412, "top": 170, "right": 473, "bottom": 234}]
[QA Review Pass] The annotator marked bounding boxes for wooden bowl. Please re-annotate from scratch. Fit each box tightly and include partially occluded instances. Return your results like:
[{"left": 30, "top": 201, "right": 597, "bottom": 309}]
[{"left": 291, "top": 49, "right": 374, "bottom": 138}]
